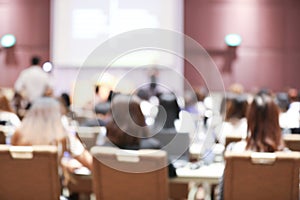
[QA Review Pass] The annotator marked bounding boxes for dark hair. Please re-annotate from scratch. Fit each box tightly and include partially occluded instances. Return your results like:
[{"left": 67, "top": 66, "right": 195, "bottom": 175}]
[
  {"left": 0, "top": 93, "right": 13, "bottom": 112},
  {"left": 60, "top": 93, "right": 71, "bottom": 108},
  {"left": 225, "top": 94, "right": 248, "bottom": 121},
  {"left": 154, "top": 93, "right": 180, "bottom": 129},
  {"left": 106, "top": 94, "right": 148, "bottom": 148},
  {"left": 31, "top": 56, "right": 40, "bottom": 65},
  {"left": 246, "top": 94, "right": 284, "bottom": 152}
]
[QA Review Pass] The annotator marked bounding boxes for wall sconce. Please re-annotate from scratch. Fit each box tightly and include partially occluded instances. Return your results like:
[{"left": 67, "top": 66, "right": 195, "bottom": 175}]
[
  {"left": 224, "top": 34, "right": 242, "bottom": 47},
  {"left": 1, "top": 34, "right": 16, "bottom": 48}
]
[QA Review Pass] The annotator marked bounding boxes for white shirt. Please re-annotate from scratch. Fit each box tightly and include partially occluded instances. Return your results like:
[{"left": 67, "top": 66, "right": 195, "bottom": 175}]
[
  {"left": 14, "top": 66, "right": 52, "bottom": 102},
  {"left": 218, "top": 118, "right": 248, "bottom": 145},
  {"left": 279, "top": 102, "right": 300, "bottom": 129},
  {"left": 0, "top": 111, "right": 21, "bottom": 128}
]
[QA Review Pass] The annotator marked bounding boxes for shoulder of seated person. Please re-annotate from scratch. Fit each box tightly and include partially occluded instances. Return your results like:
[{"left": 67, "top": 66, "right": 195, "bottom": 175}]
[{"left": 226, "top": 140, "right": 247, "bottom": 152}]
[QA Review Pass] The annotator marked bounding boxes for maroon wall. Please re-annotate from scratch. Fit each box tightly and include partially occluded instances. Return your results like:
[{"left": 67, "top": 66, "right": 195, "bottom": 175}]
[
  {"left": 184, "top": 0, "right": 300, "bottom": 92},
  {"left": 0, "top": 0, "right": 50, "bottom": 87},
  {"left": 2, "top": 0, "right": 300, "bottom": 92}
]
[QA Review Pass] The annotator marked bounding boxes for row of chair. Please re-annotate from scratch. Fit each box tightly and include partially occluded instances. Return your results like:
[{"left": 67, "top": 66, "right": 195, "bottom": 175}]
[
  {"left": 1, "top": 144, "right": 300, "bottom": 200},
  {"left": 0, "top": 145, "right": 169, "bottom": 200}
]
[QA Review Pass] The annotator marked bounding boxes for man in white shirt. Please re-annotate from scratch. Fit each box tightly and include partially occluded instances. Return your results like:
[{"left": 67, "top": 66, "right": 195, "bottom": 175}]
[{"left": 14, "top": 56, "right": 52, "bottom": 107}]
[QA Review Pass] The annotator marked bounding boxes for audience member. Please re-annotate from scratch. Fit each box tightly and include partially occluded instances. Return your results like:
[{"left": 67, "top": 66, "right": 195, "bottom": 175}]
[
  {"left": 105, "top": 94, "right": 160, "bottom": 149},
  {"left": 218, "top": 93, "right": 248, "bottom": 144},
  {"left": 82, "top": 101, "right": 111, "bottom": 127},
  {"left": 284, "top": 88, "right": 300, "bottom": 133},
  {"left": 227, "top": 93, "right": 286, "bottom": 152},
  {"left": 14, "top": 56, "right": 53, "bottom": 108},
  {"left": 152, "top": 92, "right": 180, "bottom": 132},
  {"left": 58, "top": 92, "right": 75, "bottom": 119},
  {"left": 228, "top": 83, "right": 244, "bottom": 94},
  {"left": 104, "top": 93, "right": 177, "bottom": 177},
  {"left": 218, "top": 93, "right": 287, "bottom": 200},
  {"left": 0, "top": 93, "right": 21, "bottom": 128},
  {"left": 11, "top": 97, "right": 92, "bottom": 171}
]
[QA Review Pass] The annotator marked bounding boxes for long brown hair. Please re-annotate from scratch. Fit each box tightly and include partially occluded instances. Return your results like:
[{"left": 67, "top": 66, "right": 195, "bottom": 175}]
[
  {"left": 246, "top": 94, "right": 284, "bottom": 152},
  {"left": 0, "top": 93, "right": 13, "bottom": 112},
  {"left": 106, "top": 94, "right": 149, "bottom": 149}
]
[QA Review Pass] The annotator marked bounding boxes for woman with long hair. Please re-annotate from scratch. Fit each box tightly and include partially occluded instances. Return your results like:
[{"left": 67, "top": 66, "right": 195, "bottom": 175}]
[
  {"left": 11, "top": 97, "right": 92, "bottom": 170},
  {"left": 246, "top": 94, "right": 285, "bottom": 152},
  {"left": 227, "top": 93, "right": 285, "bottom": 152}
]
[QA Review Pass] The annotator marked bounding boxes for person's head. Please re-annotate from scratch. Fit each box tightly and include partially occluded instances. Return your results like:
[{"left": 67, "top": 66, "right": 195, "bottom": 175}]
[
  {"left": 0, "top": 93, "right": 13, "bottom": 112},
  {"left": 275, "top": 92, "right": 289, "bottom": 112},
  {"left": 228, "top": 83, "right": 244, "bottom": 94},
  {"left": 246, "top": 94, "right": 284, "bottom": 152},
  {"left": 288, "top": 88, "right": 299, "bottom": 102},
  {"left": 106, "top": 94, "right": 148, "bottom": 148},
  {"left": 17, "top": 97, "right": 67, "bottom": 145},
  {"left": 31, "top": 56, "right": 40, "bottom": 66},
  {"left": 57, "top": 93, "right": 72, "bottom": 117},
  {"left": 225, "top": 94, "right": 248, "bottom": 121},
  {"left": 155, "top": 92, "right": 180, "bottom": 129}
]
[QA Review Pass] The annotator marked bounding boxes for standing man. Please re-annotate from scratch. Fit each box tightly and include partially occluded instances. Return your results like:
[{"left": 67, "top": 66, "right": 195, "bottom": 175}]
[{"left": 14, "top": 56, "right": 53, "bottom": 109}]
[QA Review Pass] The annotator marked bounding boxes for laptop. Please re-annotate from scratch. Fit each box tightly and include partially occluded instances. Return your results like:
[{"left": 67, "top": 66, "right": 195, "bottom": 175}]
[{"left": 153, "top": 130, "right": 190, "bottom": 168}]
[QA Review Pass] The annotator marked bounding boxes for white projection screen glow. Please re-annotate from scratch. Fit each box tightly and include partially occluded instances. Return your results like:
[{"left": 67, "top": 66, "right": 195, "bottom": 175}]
[{"left": 51, "top": 0, "right": 183, "bottom": 68}]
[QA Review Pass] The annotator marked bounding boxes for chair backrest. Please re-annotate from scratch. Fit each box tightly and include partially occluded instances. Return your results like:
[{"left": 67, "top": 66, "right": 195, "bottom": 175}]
[
  {"left": 0, "top": 145, "right": 61, "bottom": 200},
  {"left": 224, "top": 151, "right": 300, "bottom": 200},
  {"left": 0, "top": 130, "right": 5, "bottom": 144},
  {"left": 283, "top": 134, "right": 300, "bottom": 151},
  {"left": 91, "top": 146, "right": 169, "bottom": 200}
]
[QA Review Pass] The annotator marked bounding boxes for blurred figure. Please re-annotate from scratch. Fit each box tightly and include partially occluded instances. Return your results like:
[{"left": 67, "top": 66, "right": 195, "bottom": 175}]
[
  {"left": 82, "top": 101, "right": 111, "bottom": 127},
  {"left": 284, "top": 88, "right": 300, "bottom": 133},
  {"left": 152, "top": 93, "right": 180, "bottom": 132},
  {"left": 137, "top": 68, "right": 162, "bottom": 101},
  {"left": 219, "top": 93, "right": 287, "bottom": 200},
  {"left": 14, "top": 56, "right": 53, "bottom": 109},
  {"left": 11, "top": 97, "right": 92, "bottom": 170},
  {"left": 228, "top": 83, "right": 244, "bottom": 94},
  {"left": 218, "top": 93, "right": 248, "bottom": 144},
  {"left": 0, "top": 92, "right": 21, "bottom": 128},
  {"left": 228, "top": 94, "right": 285, "bottom": 152},
  {"left": 58, "top": 92, "right": 75, "bottom": 119},
  {"left": 105, "top": 94, "right": 160, "bottom": 149},
  {"left": 104, "top": 94, "right": 177, "bottom": 177}
]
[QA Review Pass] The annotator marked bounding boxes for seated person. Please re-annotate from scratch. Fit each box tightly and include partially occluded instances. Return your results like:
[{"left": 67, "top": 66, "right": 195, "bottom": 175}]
[
  {"left": 103, "top": 94, "right": 176, "bottom": 177},
  {"left": 105, "top": 94, "right": 161, "bottom": 150},
  {"left": 218, "top": 93, "right": 248, "bottom": 145},
  {"left": 152, "top": 92, "right": 180, "bottom": 133},
  {"left": 0, "top": 93, "right": 21, "bottom": 128},
  {"left": 81, "top": 101, "right": 111, "bottom": 127},
  {"left": 11, "top": 97, "right": 93, "bottom": 171},
  {"left": 218, "top": 93, "right": 288, "bottom": 200},
  {"left": 227, "top": 93, "right": 286, "bottom": 152}
]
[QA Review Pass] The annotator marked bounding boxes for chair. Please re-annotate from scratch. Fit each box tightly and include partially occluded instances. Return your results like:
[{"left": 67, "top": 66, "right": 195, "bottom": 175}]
[
  {"left": 0, "top": 145, "right": 61, "bottom": 200},
  {"left": 0, "top": 130, "right": 5, "bottom": 144},
  {"left": 224, "top": 151, "right": 300, "bottom": 200},
  {"left": 91, "top": 146, "right": 169, "bottom": 200},
  {"left": 283, "top": 134, "right": 300, "bottom": 151}
]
